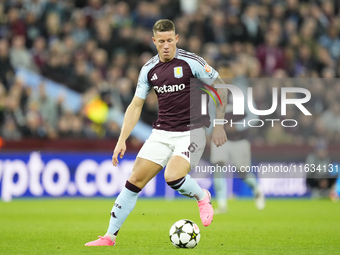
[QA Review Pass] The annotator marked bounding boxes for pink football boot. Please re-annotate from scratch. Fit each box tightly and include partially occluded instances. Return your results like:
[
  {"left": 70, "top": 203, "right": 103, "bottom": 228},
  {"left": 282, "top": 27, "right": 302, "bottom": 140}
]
[
  {"left": 85, "top": 236, "right": 115, "bottom": 246},
  {"left": 197, "top": 189, "right": 214, "bottom": 226}
]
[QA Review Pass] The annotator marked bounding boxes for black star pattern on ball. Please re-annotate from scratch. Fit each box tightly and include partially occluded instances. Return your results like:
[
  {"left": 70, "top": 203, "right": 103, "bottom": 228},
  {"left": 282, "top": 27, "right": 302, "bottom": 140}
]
[
  {"left": 177, "top": 241, "right": 188, "bottom": 248},
  {"left": 170, "top": 221, "right": 199, "bottom": 248},
  {"left": 183, "top": 220, "right": 198, "bottom": 242},
  {"left": 189, "top": 231, "right": 198, "bottom": 242},
  {"left": 174, "top": 225, "right": 184, "bottom": 238}
]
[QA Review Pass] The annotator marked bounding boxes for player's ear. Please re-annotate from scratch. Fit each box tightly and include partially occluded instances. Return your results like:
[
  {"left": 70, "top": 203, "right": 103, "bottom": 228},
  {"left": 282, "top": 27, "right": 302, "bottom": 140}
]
[
  {"left": 152, "top": 37, "right": 156, "bottom": 45},
  {"left": 175, "top": 34, "right": 178, "bottom": 43}
]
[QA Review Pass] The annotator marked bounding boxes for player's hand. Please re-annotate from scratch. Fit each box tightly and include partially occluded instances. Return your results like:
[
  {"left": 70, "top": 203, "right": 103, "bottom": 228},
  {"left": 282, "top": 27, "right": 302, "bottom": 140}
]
[
  {"left": 112, "top": 140, "right": 126, "bottom": 166},
  {"left": 212, "top": 125, "right": 227, "bottom": 147}
]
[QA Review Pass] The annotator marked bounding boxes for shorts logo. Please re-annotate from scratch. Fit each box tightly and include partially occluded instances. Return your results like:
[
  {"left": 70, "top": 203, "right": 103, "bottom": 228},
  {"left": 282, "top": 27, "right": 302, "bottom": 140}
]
[
  {"left": 188, "top": 142, "right": 198, "bottom": 153},
  {"left": 204, "top": 64, "right": 212, "bottom": 73},
  {"left": 174, "top": 66, "right": 183, "bottom": 78},
  {"left": 181, "top": 151, "right": 190, "bottom": 158}
]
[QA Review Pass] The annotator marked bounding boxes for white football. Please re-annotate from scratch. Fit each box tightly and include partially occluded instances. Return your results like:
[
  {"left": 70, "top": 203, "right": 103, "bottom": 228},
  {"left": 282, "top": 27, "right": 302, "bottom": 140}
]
[{"left": 169, "top": 219, "right": 200, "bottom": 248}]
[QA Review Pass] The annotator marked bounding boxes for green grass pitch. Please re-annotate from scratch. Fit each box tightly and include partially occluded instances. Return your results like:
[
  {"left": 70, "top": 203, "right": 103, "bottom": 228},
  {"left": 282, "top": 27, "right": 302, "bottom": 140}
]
[{"left": 0, "top": 198, "right": 339, "bottom": 255}]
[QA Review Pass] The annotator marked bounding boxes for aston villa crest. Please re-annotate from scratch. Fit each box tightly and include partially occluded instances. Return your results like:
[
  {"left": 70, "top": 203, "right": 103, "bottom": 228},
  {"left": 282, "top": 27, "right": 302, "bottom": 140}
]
[{"left": 174, "top": 66, "right": 183, "bottom": 78}]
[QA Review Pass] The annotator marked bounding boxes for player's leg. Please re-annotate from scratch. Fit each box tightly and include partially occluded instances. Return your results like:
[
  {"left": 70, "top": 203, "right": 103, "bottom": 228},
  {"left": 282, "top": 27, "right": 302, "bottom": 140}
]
[
  {"left": 213, "top": 173, "right": 228, "bottom": 214},
  {"left": 86, "top": 130, "right": 171, "bottom": 246},
  {"left": 85, "top": 158, "right": 163, "bottom": 246},
  {"left": 234, "top": 140, "right": 265, "bottom": 210},
  {"left": 106, "top": 158, "right": 163, "bottom": 238},
  {"left": 239, "top": 171, "right": 265, "bottom": 209},
  {"left": 164, "top": 128, "right": 213, "bottom": 226},
  {"left": 164, "top": 156, "right": 204, "bottom": 200},
  {"left": 210, "top": 139, "right": 230, "bottom": 214},
  {"left": 164, "top": 128, "right": 206, "bottom": 198},
  {"left": 164, "top": 155, "right": 213, "bottom": 226}
]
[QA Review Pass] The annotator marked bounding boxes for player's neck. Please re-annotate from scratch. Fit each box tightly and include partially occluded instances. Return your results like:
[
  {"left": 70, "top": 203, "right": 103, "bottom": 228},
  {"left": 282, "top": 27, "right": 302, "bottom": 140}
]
[
  {"left": 159, "top": 55, "right": 175, "bottom": 62},
  {"left": 159, "top": 49, "right": 176, "bottom": 62}
]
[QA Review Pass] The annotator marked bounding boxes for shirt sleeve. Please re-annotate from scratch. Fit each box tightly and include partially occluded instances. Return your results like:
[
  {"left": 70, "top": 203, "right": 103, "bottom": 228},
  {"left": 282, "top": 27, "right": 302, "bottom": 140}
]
[
  {"left": 192, "top": 56, "right": 219, "bottom": 85},
  {"left": 135, "top": 66, "right": 151, "bottom": 99}
]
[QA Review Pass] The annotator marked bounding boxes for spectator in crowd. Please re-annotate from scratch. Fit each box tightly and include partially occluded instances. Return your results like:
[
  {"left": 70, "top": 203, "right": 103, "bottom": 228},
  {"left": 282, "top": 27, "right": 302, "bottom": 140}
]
[
  {"left": 242, "top": 3, "right": 262, "bottom": 46},
  {"left": 207, "top": 11, "right": 227, "bottom": 44},
  {"left": 10, "top": 35, "right": 38, "bottom": 72},
  {"left": 0, "top": 39, "right": 15, "bottom": 90},
  {"left": 25, "top": 11, "right": 42, "bottom": 48},
  {"left": 57, "top": 113, "right": 72, "bottom": 138},
  {"left": 1, "top": 117, "right": 22, "bottom": 140},
  {"left": 71, "top": 60, "right": 92, "bottom": 93},
  {"left": 23, "top": 106, "right": 45, "bottom": 138},
  {"left": 71, "top": 11, "right": 90, "bottom": 46},
  {"left": 0, "top": 83, "right": 5, "bottom": 123},
  {"left": 109, "top": 1, "right": 131, "bottom": 28},
  {"left": 43, "top": 0, "right": 68, "bottom": 24},
  {"left": 257, "top": 31, "right": 285, "bottom": 76},
  {"left": 70, "top": 114, "right": 85, "bottom": 138},
  {"left": 225, "top": 8, "right": 248, "bottom": 44},
  {"left": 23, "top": 0, "right": 46, "bottom": 20},
  {"left": 31, "top": 36, "right": 48, "bottom": 70},
  {"left": 83, "top": 0, "right": 107, "bottom": 24},
  {"left": 319, "top": 23, "right": 340, "bottom": 60},
  {"left": 41, "top": 52, "right": 63, "bottom": 83},
  {"left": 105, "top": 119, "right": 120, "bottom": 139},
  {"left": 320, "top": 102, "right": 340, "bottom": 142},
  {"left": 35, "top": 83, "right": 59, "bottom": 129},
  {"left": 91, "top": 48, "right": 108, "bottom": 78},
  {"left": 117, "top": 77, "right": 134, "bottom": 111},
  {"left": 7, "top": 7, "right": 26, "bottom": 39}
]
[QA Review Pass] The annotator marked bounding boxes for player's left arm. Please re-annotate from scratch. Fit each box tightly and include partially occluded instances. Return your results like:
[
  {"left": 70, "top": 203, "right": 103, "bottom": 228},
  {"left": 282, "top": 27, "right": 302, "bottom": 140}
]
[
  {"left": 211, "top": 75, "right": 228, "bottom": 147},
  {"left": 185, "top": 55, "right": 227, "bottom": 146}
]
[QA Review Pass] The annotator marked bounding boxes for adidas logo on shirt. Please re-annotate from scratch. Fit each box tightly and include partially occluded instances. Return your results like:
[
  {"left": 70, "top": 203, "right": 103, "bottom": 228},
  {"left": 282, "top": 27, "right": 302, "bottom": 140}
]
[{"left": 151, "top": 73, "right": 158, "bottom": 81}]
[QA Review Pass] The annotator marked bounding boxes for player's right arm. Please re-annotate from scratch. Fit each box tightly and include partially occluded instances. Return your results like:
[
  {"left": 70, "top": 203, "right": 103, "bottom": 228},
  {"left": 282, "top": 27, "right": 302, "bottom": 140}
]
[
  {"left": 112, "top": 96, "right": 145, "bottom": 166},
  {"left": 112, "top": 61, "right": 153, "bottom": 166}
]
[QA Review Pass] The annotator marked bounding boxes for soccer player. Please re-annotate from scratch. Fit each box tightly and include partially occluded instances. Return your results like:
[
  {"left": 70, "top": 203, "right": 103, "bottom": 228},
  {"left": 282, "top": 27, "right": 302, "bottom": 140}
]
[
  {"left": 85, "top": 19, "right": 228, "bottom": 246},
  {"left": 210, "top": 61, "right": 265, "bottom": 214}
]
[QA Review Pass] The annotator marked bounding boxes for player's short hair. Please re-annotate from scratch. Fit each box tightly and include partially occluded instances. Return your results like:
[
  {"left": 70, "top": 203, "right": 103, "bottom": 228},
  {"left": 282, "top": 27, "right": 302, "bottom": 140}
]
[{"left": 153, "top": 19, "right": 175, "bottom": 35}]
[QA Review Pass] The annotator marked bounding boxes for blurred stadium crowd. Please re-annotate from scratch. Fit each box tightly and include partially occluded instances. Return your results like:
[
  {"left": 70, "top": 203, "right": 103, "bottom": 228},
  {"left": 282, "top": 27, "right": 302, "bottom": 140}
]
[{"left": 0, "top": 0, "right": 340, "bottom": 145}]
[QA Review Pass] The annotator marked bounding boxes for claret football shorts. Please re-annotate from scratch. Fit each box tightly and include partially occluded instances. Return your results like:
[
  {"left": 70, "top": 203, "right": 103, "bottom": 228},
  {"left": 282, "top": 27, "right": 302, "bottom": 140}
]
[{"left": 137, "top": 128, "right": 206, "bottom": 169}]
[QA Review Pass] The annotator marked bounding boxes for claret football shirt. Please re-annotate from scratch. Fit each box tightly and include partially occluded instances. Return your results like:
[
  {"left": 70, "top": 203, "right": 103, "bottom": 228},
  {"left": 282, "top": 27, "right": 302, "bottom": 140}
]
[{"left": 135, "top": 48, "right": 219, "bottom": 131}]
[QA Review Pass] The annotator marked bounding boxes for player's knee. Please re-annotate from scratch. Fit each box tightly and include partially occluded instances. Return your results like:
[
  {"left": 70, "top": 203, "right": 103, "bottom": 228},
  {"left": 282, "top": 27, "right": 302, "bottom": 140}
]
[
  {"left": 165, "top": 175, "right": 186, "bottom": 190},
  {"left": 128, "top": 175, "right": 146, "bottom": 190},
  {"left": 164, "top": 171, "right": 183, "bottom": 183},
  {"left": 163, "top": 172, "right": 172, "bottom": 183}
]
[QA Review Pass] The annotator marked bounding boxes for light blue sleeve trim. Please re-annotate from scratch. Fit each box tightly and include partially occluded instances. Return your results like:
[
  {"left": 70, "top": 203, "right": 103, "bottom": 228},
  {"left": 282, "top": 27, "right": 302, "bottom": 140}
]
[
  {"left": 135, "top": 57, "right": 159, "bottom": 99},
  {"left": 177, "top": 53, "right": 219, "bottom": 85},
  {"left": 135, "top": 66, "right": 151, "bottom": 99}
]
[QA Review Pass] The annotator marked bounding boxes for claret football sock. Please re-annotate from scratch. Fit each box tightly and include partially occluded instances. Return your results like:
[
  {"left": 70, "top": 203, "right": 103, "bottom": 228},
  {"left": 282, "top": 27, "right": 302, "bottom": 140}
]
[
  {"left": 167, "top": 174, "right": 204, "bottom": 201},
  {"left": 107, "top": 181, "right": 141, "bottom": 237}
]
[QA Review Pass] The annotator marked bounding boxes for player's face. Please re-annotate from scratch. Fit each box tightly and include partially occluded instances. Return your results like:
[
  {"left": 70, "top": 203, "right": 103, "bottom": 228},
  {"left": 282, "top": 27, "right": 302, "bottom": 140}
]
[{"left": 152, "top": 30, "right": 178, "bottom": 62}]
